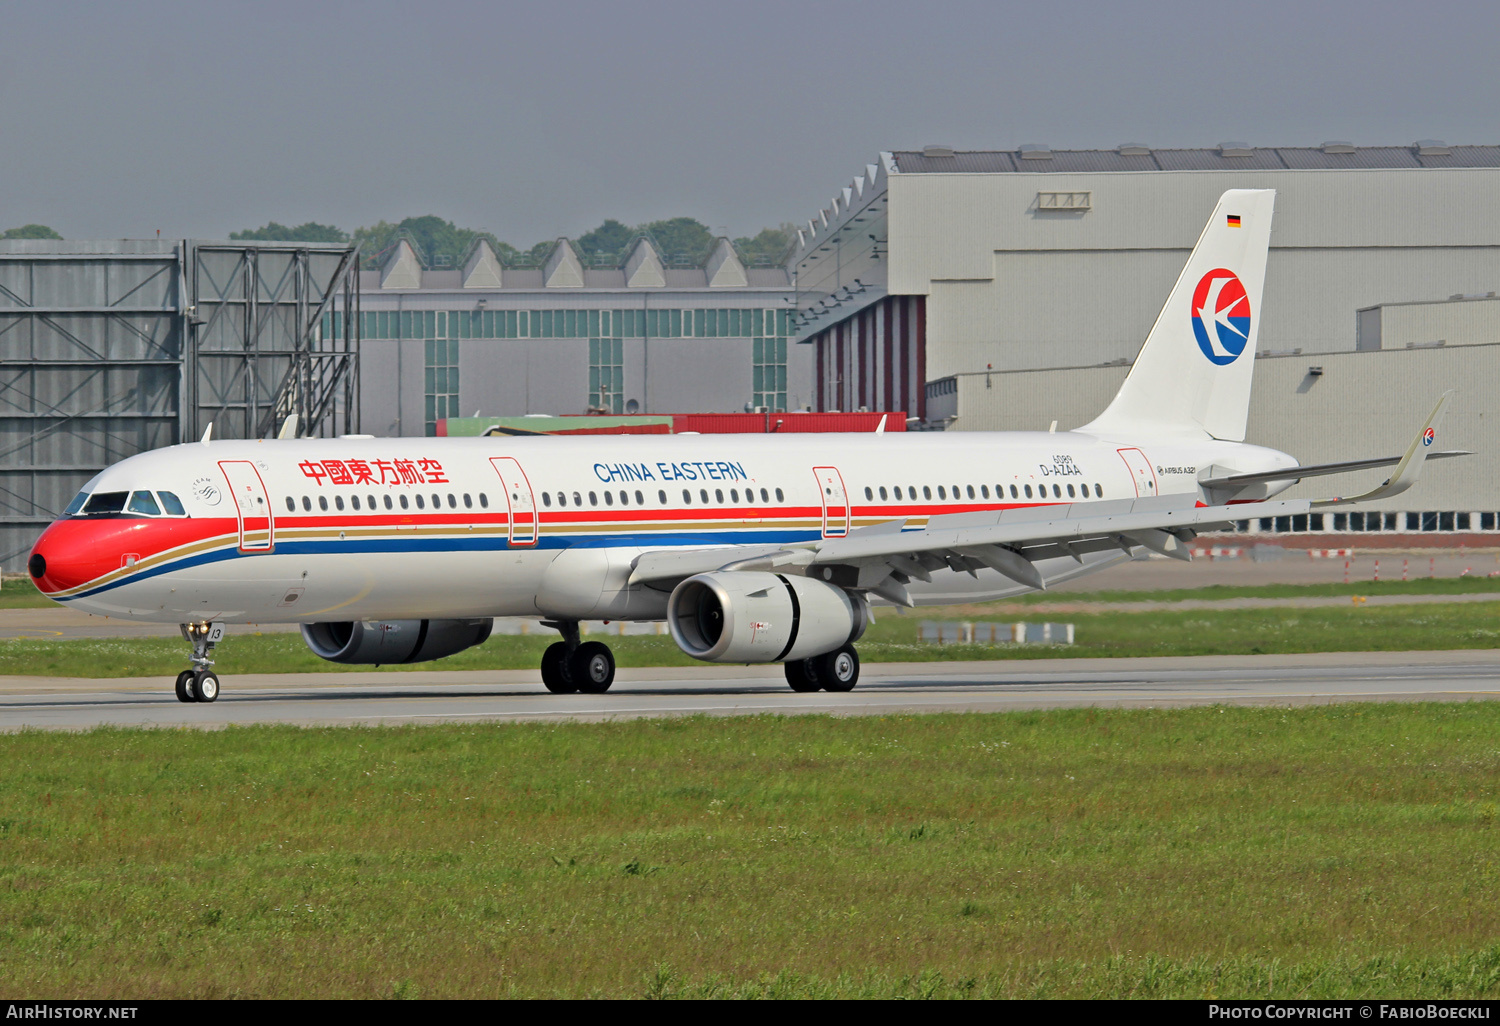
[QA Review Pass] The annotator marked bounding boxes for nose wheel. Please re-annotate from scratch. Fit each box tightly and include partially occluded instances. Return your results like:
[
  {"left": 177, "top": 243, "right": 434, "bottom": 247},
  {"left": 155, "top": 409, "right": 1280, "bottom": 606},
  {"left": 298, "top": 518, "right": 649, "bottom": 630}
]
[{"left": 176, "top": 622, "right": 224, "bottom": 703}]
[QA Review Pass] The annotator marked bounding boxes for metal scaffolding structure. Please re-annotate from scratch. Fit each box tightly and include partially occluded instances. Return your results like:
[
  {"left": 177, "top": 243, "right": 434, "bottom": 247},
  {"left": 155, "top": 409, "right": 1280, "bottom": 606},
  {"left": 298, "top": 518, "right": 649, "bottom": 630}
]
[{"left": 0, "top": 239, "right": 360, "bottom": 566}]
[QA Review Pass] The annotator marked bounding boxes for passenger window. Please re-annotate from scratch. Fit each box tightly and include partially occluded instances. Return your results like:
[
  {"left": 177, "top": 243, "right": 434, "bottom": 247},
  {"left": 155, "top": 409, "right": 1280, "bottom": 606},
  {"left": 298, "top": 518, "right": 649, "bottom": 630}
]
[
  {"left": 980, "top": 485, "right": 989, "bottom": 499},
  {"left": 923, "top": 486, "right": 932, "bottom": 500},
  {"left": 715, "top": 489, "right": 724, "bottom": 503},
  {"left": 351, "top": 495, "right": 361, "bottom": 511},
  {"left": 589, "top": 492, "right": 598, "bottom": 506},
  {"left": 128, "top": 491, "right": 160, "bottom": 515},
  {"left": 700, "top": 489, "right": 709, "bottom": 504},
  {"left": 302, "top": 496, "right": 312, "bottom": 511},
  {"left": 864, "top": 487, "right": 873, "bottom": 500},
  {"left": 683, "top": 489, "right": 692, "bottom": 504},
  {"left": 604, "top": 491, "right": 613, "bottom": 506},
  {"left": 635, "top": 490, "right": 644, "bottom": 505},
  {"left": 448, "top": 494, "right": 457, "bottom": 508},
  {"left": 464, "top": 493, "right": 473, "bottom": 508},
  {"left": 619, "top": 491, "right": 628, "bottom": 505},
  {"left": 319, "top": 496, "right": 329, "bottom": 511},
  {"left": 384, "top": 495, "right": 393, "bottom": 510},
  {"left": 1053, "top": 484, "right": 1062, "bottom": 498},
  {"left": 369, "top": 494, "right": 377, "bottom": 509},
  {"left": 732, "top": 489, "right": 740, "bottom": 502},
  {"left": 159, "top": 491, "right": 186, "bottom": 516},
  {"left": 745, "top": 488, "right": 756, "bottom": 504},
  {"left": 479, "top": 493, "right": 489, "bottom": 508},
  {"left": 1024, "top": 485, "right": 1033, "bottom": 498},
  {"left": 542, "top": 493, "right": 552, "bottom": 507},
  {"left": 431, "top": 493, "right": 440, "bottom": 508},
  {"left": 415, "top": 494, "right": 425, "bottom": 509},
  {"left": 879, "top": 486, "right": 888, "bottom": 500},
  {"left": 761, "top": 488, "right": 769, "bottom": 502},
  {"left": 571, "top": 492, "right": 581, "bottom": 506},
  {"left": 1094, "top": 484, "right": 1103, "bottom": 497},
  {"left": 400, "top": 494, "right": 409, "bottom": 509},
  {"left": 658, "top": 490, "right": 667, "bottom": 504},
  {"left": 1010, "top": 485, "right": 1019, "bottom": 499},
  {"left": 285, "top": 496, "right": 295, "bottom": 513},
  {"left": 965, "top": 485, "right": 973, "bottom": 499},
  {"left": 775, "top": 488, "right": 784, "bottom": 502},
  {"left": 1066, "top": 484, "right": 1075, "bottom": 498},
  {"left": 937, "top": 486, "right": 946, "bottom": 499},
  {"left": 335, "top": 495, "right": 345, "bottom": 511}
]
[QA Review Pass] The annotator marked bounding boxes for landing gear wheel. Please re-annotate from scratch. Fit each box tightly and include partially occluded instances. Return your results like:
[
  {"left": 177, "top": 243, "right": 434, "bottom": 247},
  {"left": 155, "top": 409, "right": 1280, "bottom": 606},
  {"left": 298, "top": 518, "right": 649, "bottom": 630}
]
[
  {"left": 571, "top": 642, "right": 616, "bottom": 694},
  {"left": 784, "top": 658, "right": 822, "bottom": 692},
  {"left": 816, "top": 645, "right": 860, "bottom": 692},
  {"left": 541, "top": 642, "right": 577, "bottom": 694},
  {"left": 190, "top": 670, "right": 220, "bottom": 703},
  {"left": 174, "top": 670, "right": 195, "bottom": 703}
]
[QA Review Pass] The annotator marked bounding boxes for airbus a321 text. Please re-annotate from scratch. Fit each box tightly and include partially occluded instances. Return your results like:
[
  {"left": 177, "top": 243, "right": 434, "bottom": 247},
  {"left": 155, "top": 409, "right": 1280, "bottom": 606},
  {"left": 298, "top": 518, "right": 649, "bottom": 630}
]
[{"left": 26, "top": 190, "right": 1467, "bottom": 702}]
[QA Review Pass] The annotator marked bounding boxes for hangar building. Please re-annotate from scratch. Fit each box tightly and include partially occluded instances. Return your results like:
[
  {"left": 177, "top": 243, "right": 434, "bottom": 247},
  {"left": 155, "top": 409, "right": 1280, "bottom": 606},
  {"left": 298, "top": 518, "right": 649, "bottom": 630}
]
[
  {"left": 790, "top": 142, "right": 1500, "bottom": 539},
  {"left": 353, "top": 235, "right": 807, "bottom": 436}
]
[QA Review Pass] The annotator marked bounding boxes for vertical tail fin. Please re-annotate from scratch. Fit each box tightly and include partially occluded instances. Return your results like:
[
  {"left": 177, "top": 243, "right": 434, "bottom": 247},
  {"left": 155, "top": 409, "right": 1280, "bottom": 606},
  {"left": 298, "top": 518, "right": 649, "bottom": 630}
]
[{"left": 1084, "top": 188, "right": 1275, "bottom": 441}]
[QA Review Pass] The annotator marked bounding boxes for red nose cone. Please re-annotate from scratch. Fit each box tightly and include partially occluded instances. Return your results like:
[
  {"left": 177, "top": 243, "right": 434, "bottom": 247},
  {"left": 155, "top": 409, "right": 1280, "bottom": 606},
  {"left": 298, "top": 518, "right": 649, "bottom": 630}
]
[{"left": 28, "top": 519, "right": 106, "bottom": 595}]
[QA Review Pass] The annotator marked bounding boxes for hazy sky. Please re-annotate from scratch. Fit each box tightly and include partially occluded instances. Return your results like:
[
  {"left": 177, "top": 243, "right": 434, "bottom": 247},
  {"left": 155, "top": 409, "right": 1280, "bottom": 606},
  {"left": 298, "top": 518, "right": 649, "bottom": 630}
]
[{"left": 3, "top": 0, "right": 1496, "bottom": 244}]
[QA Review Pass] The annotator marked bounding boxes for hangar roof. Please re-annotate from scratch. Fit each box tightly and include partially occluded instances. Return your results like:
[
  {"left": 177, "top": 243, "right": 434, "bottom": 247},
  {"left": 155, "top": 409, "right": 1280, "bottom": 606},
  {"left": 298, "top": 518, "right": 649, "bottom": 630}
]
[{"left": 889, "top": 144, "right": 1500, "bottom": 174}]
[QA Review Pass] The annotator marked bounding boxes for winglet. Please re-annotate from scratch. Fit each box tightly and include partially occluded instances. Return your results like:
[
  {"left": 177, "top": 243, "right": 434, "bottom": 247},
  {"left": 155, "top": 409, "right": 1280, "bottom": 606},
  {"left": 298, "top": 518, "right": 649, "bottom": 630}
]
[
  {"left": 277, "top": 414, "right": 299, "bottom": 440},
  {"left": 1314, "top": 391, "right": 1455, "bottom": 507},
  {"left": 200, "top": 422, "right": 213, "bottom": 446},
  {"left": 875, "top": 414, "right": 886, "bottom": 435}
]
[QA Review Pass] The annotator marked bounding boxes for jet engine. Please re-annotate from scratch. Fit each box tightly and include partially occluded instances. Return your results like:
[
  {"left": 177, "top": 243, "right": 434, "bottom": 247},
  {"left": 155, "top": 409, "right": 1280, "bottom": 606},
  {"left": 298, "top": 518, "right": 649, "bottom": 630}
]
[
  {"left": 667, "top": 571, "right": 868, "bottom": 664},
  {"left": 301, "top": 618, "right": 494, "bottom": 665}
]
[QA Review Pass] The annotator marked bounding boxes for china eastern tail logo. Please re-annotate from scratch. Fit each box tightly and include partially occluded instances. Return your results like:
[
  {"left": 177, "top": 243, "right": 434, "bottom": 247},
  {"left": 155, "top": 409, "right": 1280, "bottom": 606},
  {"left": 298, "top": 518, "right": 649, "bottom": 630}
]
[{"left": 1191, "top": 268, "right": 1252, "bottom": 365}]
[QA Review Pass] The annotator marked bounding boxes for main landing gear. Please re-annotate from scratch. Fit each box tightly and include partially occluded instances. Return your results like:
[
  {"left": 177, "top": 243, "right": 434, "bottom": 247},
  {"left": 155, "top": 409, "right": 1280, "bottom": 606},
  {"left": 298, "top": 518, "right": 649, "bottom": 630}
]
[
  {"left": 175, "top": 621, "right": 224, "bottom": 703},
  {"left": 783, "top": 644, "right": 860, "bottom": 693},
  {"left": 539, "top": 619, "right": 616, "bottom": 694}
]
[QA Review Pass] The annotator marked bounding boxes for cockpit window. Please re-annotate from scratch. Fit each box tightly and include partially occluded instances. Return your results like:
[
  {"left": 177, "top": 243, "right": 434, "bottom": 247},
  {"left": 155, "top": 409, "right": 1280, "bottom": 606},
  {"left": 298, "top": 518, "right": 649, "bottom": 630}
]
[
  {"left": 65, "top": 492, "right": 88, "bottom": 516},
  {"left": 159, "top": 491, "right": 186, "bottom": 516},
  {"left": 128, "top": 491, "right": 161, "bottom": 516},
  {"left": 82, "top": 491, "right": 128, "bottom": 515}
]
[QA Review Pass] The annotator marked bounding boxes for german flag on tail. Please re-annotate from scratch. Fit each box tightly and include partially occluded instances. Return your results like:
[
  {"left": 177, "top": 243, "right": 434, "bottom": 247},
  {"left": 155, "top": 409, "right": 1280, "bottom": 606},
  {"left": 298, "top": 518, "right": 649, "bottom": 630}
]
[{"left": 1227, "top": 214, "right": 1242, "bottom": 227}]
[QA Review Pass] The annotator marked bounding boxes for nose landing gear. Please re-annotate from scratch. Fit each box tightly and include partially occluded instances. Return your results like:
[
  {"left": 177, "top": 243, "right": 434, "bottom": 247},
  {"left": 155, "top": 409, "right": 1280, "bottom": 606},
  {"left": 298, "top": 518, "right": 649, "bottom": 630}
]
[
  {"left": 539, "top": 619, "right": 616, "bottom": 694},
  {"left": 176, "top": 622, "right": 224, "bottom": 703}
]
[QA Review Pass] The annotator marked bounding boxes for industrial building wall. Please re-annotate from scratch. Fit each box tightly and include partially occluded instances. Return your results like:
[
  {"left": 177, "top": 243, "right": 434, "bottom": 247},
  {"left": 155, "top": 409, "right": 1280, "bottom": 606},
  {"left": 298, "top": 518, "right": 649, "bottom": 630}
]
[
  {"left": 886, "top": 169, "right": 1500, "bottom": 379},
  {"left": 941, "top": 342, "right": 1500, "bottom": 515}
]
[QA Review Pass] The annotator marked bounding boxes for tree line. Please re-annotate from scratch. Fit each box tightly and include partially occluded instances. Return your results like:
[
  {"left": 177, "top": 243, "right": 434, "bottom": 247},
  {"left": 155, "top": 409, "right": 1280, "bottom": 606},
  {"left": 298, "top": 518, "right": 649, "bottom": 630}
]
[{"left": 228, "top": 215, "right": 798, "bottom": 269}]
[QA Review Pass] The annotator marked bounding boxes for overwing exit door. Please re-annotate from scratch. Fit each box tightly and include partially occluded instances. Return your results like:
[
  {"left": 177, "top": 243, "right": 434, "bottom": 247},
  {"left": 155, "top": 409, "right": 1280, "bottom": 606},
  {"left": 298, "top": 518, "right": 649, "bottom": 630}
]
[
  {"left": 1116, "top": 448, "right": 1158, "bottom": 498},
  {"left": 813, "top": 466, "right": 850, "bottom": 538},
  {"left": 490, "top": 457, "right": 538, "bottom": 546},
  {"left": 218, "top": 460, "right": 274, "bottom": 552}
]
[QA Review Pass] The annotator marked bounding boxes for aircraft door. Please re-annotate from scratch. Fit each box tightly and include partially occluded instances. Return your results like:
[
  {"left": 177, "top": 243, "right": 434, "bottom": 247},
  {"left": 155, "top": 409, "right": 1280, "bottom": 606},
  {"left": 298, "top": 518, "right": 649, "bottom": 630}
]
[
  {"left": 218, "top": 460, "right": 274, "bottom": 552},
  {"left": 1116, "top": 448, "right": 1158, "bottom": 498},
  {"left": 813, "top": 466, "right": 850, "bottom": 539},
  {"left": 489, "top": 457, "right": 538, "bottom": 546}
]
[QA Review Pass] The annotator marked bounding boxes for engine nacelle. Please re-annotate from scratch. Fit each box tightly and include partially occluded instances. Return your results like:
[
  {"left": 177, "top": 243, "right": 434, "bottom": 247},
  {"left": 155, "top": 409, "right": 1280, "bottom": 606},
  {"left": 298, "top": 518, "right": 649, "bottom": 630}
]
[
  {"left": 667, "top": 571, "right": 868, "bottom": 664},
  {"left": 301, "top": 618, "right": 494, "bottom": 665}
]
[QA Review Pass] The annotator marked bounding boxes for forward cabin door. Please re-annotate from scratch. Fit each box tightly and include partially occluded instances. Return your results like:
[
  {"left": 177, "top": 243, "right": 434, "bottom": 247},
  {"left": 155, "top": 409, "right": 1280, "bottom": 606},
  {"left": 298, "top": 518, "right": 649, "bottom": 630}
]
[
  {"left": 813, "top": 466, "right": 850, "bottom": 538},
  {"left": 1116, "top": 448, "right": 1158, "bottom": 498},
  {"left": 218, "top": 460, "right": 274, "bottom": 552},
  {"left": 489, "top": 457, "right": 538, "bottom": 546}
]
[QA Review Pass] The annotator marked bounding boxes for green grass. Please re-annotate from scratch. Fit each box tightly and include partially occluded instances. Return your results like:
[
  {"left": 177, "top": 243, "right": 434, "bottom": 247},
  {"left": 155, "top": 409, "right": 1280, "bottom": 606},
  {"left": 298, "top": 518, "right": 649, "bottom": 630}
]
[
  {"left": 0, "top": 583, "right": 54, "bottom": 609},
  {"left": 3, "top": 704, "right": 1500, "bottom": 997},
  {"left": 3, "top": 602, "right": 1498, "bottom": 677},
  {"left": 1015, "top": 574, "right": 1500, "bottom": 604}
]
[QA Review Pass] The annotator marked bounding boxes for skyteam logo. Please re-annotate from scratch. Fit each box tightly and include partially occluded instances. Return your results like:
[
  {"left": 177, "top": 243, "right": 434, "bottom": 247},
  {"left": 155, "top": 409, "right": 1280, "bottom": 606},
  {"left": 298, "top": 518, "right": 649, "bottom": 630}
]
[{"left": 1191, "top": 268, "right": 1252, "bottom": 365}]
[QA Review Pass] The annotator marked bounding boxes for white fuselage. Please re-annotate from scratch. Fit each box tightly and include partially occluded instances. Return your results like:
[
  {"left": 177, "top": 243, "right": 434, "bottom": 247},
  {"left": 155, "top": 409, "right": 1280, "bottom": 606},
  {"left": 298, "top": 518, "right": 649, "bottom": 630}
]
[{"left": 30, "top": 430, "right": 1296, "bottom": 624}]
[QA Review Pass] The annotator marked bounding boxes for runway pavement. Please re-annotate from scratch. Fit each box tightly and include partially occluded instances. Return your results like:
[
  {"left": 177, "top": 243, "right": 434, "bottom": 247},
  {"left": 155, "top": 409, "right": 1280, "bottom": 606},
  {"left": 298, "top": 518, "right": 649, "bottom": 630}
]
[{"left": 1, "top": 650, "right": 1498, "bottom": 730}]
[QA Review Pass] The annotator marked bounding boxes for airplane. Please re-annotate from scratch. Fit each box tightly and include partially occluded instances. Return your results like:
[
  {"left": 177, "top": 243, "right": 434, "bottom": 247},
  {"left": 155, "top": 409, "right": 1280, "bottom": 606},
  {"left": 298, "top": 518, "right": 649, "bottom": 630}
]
[{"left": 25, "top": 189, "right": 1467, "bottom": 703}]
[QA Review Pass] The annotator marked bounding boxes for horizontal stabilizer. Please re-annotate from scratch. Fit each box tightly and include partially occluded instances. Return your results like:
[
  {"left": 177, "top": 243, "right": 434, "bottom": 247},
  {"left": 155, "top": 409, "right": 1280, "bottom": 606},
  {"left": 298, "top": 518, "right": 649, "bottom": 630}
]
[{"left": 1201, "top": 450, "right": 1470, "bottom": 488}]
